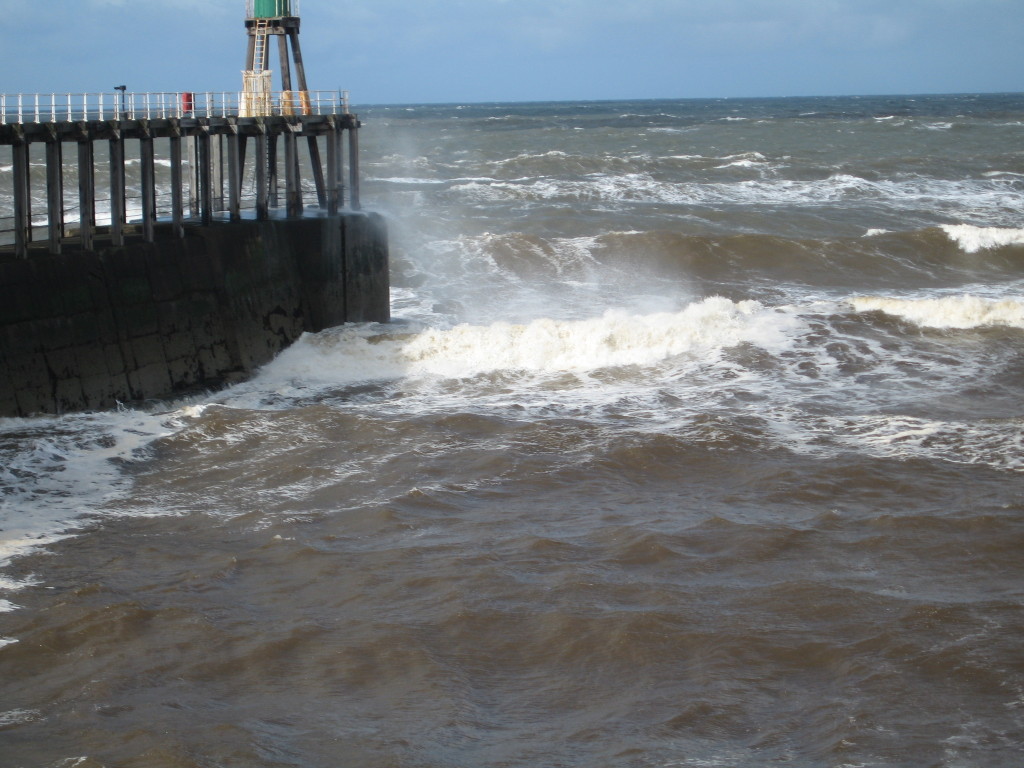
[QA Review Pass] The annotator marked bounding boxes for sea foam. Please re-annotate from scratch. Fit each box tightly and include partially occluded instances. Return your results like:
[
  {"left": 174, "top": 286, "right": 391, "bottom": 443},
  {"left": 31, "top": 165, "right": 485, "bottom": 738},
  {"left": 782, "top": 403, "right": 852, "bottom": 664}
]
[{"left": 0, "top": 409, "right": 183, "bottom": 568}]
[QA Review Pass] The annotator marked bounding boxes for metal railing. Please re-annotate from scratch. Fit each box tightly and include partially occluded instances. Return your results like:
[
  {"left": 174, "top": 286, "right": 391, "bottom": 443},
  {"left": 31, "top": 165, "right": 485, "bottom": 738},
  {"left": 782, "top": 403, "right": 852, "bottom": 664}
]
[{"left": 0, "top": 90, "right": 350, "bottom": 124}]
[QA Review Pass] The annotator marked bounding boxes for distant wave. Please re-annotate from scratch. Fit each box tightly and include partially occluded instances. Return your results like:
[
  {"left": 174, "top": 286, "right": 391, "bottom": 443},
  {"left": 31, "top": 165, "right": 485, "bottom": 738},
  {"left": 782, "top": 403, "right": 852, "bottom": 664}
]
[
  {"left": 849, "top": 294, "right": 1024, "bottom": 330},
  {"left": 446, "top": 174, "right": 1024, "bottom": 218}
]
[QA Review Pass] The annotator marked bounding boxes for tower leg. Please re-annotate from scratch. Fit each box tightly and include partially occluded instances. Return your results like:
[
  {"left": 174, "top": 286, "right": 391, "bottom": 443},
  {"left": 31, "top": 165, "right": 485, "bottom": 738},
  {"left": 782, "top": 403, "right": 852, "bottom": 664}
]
[
  {"left": 278, "top": 33, "right": 293, "bottom": 92},
  {"left": 288, "top": 28, "right": 310, "bottom": 94},
  {"left": 245, "top": 33, "right": 256, "bottom": 72},
  {"left": 279, "top": 24, "right": 326, "bottom": 206}
]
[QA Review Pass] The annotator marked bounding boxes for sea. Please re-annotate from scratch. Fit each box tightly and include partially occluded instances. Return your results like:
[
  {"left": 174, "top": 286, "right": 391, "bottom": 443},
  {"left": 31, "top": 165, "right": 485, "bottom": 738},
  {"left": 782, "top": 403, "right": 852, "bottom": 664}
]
[{"left": 1, "top": 93, "right": 1023, "bottom": 767}]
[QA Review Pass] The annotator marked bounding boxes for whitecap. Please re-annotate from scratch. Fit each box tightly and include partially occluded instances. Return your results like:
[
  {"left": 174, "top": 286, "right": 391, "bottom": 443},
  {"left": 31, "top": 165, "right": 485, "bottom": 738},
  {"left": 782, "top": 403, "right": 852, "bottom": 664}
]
[
  {"left": 245, "top": 297, "right": 801, "bottom": 391},
  {"left": 370, "top": 177, "right": 448, "bottom": 185},
  {"left": 834, "top": 414, "right": 1024, "bottom": 473},
  {"left": 0, "top": 708, "right": 42, "bottom": 726},
  {"left": 940, "top": 224, "right": 1024, "bottom": 253}
]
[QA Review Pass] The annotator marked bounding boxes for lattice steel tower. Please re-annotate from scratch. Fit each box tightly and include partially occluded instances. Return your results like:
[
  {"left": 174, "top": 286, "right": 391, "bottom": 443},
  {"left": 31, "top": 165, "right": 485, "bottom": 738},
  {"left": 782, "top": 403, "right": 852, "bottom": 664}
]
[{"left": 242, "top": 0, "right": 312, "bottom": 116}]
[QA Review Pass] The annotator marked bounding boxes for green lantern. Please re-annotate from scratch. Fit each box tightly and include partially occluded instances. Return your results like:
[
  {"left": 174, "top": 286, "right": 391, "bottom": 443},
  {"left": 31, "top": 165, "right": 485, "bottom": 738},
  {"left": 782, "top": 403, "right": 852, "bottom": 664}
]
[{"left": 253, "top": 0, "right": 291, "bottom": 18}]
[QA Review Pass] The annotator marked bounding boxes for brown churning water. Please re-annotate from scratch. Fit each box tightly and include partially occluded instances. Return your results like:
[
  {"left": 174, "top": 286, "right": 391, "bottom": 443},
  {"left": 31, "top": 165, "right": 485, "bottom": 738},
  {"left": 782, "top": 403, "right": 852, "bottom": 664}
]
[{"left": 2, "top": 94, "right": 1024, "bottom": 767}]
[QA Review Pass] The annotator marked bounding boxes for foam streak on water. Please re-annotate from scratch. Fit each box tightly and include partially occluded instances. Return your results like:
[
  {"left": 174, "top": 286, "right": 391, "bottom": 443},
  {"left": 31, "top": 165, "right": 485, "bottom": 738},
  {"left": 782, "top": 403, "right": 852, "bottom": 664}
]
[{"left": 1, "top": 93, "right": 1024, "bottom": 768}]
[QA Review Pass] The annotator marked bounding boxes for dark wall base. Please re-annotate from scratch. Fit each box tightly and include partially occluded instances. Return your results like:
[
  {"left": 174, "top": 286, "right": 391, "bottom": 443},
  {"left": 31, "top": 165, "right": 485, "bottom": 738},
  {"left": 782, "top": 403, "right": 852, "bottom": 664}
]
[{"left": 0, "top": 213, "right": 389, "bottom": 416}]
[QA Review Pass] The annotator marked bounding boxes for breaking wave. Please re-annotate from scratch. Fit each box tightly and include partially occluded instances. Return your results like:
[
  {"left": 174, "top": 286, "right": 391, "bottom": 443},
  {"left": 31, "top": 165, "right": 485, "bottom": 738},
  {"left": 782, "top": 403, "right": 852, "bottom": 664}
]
[
  {"left": 850, "top": 294, "right": 1024, "bottom": 330},
  {"left": 941, "top": 224, "right": 1024, "bottom": 253}
]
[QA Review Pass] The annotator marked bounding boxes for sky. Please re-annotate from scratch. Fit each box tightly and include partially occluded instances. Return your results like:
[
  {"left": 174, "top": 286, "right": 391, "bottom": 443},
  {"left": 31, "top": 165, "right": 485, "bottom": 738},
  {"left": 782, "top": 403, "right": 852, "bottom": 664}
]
[{"left": 1, "top": 0, "right": 1021, "bottom": 105}]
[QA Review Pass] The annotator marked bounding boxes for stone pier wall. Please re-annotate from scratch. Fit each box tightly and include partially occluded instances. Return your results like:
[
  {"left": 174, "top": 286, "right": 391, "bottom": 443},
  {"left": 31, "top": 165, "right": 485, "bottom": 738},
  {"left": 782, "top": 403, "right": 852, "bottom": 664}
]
[{"left": 0, "top": 213, "right": 388, "bottom": 416}]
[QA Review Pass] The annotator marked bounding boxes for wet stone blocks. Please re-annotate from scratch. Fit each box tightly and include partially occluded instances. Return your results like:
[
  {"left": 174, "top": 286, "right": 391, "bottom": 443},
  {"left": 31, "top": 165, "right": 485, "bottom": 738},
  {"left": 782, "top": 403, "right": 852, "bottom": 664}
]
[{"left": 0, "top": 213, "right": 389, "bottom": 416}]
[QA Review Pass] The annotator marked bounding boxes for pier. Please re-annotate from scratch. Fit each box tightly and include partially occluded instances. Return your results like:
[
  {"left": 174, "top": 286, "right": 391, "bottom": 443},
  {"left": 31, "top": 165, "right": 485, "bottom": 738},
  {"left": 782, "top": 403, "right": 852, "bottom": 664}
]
[
  {"left": 0, "top": 89, "right": 361, "bottom": 257},
  {"left": 0, "top": 0, "right": 391, "bottom": 417},
  {"left": 0, "top": 90, "right": 388, "bottom": 416}
]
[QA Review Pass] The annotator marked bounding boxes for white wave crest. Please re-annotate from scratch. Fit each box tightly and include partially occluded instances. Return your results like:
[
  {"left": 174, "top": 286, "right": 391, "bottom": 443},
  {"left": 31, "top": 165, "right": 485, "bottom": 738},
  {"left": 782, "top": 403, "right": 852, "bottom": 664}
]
[
  {"left": 850, "top": 294, "right": 1024, "bottom": 329},
  {"left": 254, "top": 297, "right": 798, "bottom": 389},
  {"left": 940, "top": 224, "right": 1024, "bottom": 253}
]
